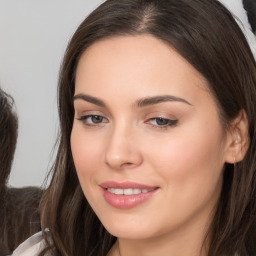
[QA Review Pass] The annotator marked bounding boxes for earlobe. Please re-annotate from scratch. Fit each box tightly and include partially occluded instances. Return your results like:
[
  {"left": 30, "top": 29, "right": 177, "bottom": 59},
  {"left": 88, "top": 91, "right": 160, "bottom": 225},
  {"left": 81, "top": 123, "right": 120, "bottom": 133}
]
[{"left": 225, "top": 110, "right": 250, "bottom": 164}]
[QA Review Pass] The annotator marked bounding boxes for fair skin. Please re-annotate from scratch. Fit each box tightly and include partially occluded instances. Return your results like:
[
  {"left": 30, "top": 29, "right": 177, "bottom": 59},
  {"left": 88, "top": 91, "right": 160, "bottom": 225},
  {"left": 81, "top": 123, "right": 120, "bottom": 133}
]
[{"left": 71, "top": 35, "right": 240, "bottom": 256}]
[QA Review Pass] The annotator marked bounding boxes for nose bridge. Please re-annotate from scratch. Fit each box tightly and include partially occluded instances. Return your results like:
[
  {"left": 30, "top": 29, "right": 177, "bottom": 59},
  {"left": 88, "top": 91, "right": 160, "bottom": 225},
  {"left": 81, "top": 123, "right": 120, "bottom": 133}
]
[{"left": 104, "top": 119, "right": 142, "bottom": 169}]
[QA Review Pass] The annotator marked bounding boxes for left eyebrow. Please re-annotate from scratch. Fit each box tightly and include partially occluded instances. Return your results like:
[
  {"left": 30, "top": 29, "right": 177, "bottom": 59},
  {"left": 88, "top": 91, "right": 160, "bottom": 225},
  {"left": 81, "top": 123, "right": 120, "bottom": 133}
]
[
  {"left": 135, "top": 95, "right": 192, "bottom": 107},
  {"left": 73, "top": 93, "right": 106, "bottom": 107}
]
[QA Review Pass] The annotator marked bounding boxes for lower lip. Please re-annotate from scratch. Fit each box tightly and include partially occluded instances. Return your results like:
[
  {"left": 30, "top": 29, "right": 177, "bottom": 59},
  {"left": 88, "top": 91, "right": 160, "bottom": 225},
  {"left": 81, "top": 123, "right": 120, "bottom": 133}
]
[{"left": 102, "top": 189, "right": 158, "bottom": 209}]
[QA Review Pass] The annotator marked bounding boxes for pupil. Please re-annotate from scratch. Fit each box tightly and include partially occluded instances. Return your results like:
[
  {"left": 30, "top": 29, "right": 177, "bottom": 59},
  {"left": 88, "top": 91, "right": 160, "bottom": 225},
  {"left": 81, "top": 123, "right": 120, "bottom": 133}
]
[
  {"left": 156, "top": 118, "right": 168, "bottom": 125},
  {"left": 92, "top": 115, "right": 102, "bottom": 123}
]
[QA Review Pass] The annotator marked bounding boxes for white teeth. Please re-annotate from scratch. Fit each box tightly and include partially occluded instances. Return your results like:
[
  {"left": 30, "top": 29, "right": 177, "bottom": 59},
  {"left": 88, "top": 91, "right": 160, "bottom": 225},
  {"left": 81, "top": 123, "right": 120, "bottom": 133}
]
[
  {"left": 124, "top": 188, "right": 133, "bottom": 195},
  {"left": 108, "top": 188, "right": 115, "bottom": 194},
  {"left": 115, "top": 189, "right": 123, "bottom": 195},
  {"left": 107, "top": 188, "right": 153, "bottom": 195},
  {"left": 133, "top": 189, "right": 141, "bottom": 195}
]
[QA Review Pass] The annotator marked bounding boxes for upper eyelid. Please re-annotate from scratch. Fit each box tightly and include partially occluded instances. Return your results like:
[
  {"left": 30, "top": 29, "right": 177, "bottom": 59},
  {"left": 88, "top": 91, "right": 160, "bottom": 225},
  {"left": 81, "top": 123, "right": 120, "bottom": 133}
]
[
  {"left": 73, "top": 103, "right": 112, "bottom": 118},
  {"left": 76, "top": 115, "right": 109, "bottom": 126},
  {"left": 74, "top": 108, "right": 178, "bottom": 122},
  {"left": 146, "top": 117, "right": 178, "bottom": 124},
  {"left": 77, "top": 114, "right": 108, "bottom": 120},
  {"left": 74, "top": 109, "right": 108, "bottom": 118},
  {"left": 144, "top": 111, "right": 177, "bottom": 120},
  {"left": 146, "top": 117, "right": 178, "bottom": 127}
]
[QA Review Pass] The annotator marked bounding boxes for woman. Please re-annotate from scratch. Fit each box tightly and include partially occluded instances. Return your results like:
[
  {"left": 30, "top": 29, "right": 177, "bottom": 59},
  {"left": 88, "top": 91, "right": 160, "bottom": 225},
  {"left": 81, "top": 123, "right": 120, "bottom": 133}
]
[{"left": 12, "top": 0, "right": 256, "bottom": 255}]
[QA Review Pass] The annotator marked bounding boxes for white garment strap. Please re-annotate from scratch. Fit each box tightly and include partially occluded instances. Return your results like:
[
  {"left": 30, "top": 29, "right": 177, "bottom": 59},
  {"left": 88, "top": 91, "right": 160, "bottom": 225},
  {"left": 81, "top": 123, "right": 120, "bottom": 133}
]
[
  {"left": 219, "top": 0, "right": 256, "bottom": 60},
  {"left": 11, "top": 232, "right": 45, "bottom": 256}
]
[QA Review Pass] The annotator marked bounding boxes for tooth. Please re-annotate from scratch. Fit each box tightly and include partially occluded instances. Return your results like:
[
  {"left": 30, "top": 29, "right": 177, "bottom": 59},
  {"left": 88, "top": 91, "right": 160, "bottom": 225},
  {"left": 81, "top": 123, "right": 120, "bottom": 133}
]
[
  {"left": 108, "top": 188, "right": 115, "bottom": 193},
  {"left": 133, "top": 189, "right": 141, "bottom": 194},
  {"left": 114, "top": 188, "right": 123, "bottom": 195},
  {"left": 107, "top": 188, "right": 154, "bottom": 195},
  {"left": 124, "top": 188, "right": 133, "bottom": 195}
]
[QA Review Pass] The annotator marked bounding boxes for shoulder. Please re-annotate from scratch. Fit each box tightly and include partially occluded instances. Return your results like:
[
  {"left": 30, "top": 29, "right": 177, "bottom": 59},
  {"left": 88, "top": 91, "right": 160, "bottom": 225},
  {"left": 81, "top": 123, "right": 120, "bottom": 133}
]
[{"left": 11, "top": 231, "right": 46, "bottom": 256}]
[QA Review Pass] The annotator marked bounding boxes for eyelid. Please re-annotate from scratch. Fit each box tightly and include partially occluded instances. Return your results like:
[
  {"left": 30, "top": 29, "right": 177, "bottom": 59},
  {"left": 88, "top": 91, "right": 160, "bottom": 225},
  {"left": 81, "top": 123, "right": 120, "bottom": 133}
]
[
  {"left": 144, "top": 112, "right": 177, "bottom": 121},
  {"left": 144, "top": 112, "right": 178, "bottom": 129},
  {"left": 74, "top": 109, "right": 109, "bottom": 126},
  {"left": 146, "top": 117, "right": 178, "bottom": 126},
  {"left": 76, "top": 114, "right": 109, "bottom": 126},
  {"left": 74, "top": 109, "right": 106, "bottom": 118}
]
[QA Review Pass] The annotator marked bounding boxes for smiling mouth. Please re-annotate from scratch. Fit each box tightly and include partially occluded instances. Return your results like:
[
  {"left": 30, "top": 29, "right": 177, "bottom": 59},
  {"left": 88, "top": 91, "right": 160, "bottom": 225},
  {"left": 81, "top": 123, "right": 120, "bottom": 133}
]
[
  {"left": 100, "top": 182, "right": 159, "bottom": 209},
  {"left": 107, "top": 188, "right": 155, "bottom": 195}
]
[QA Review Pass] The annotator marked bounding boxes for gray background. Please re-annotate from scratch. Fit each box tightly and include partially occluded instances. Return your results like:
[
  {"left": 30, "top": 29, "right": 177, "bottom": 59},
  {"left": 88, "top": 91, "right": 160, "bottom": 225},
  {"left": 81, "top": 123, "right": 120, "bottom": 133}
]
[{"left": 0, "top": 0, "right": 103, "bottom": 187}]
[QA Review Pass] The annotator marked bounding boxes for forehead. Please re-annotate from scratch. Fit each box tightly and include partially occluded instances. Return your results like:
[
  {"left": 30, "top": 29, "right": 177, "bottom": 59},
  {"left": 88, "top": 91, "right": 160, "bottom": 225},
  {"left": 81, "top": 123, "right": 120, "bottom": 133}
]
[{"left": 75, "top": 35, "right": 211, "bottom": 105}]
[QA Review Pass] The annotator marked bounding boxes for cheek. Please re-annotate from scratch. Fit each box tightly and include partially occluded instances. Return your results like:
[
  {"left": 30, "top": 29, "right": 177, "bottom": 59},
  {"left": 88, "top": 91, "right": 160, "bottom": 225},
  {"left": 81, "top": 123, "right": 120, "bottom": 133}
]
[
  {"left": 144, "top": 122, "right": 226, "bottom": 193},
  {"left": 70, "top": 127, "right": 108, "bottom": 213},
  {"left": 70, "top": 127, "right": 104, "bottom": 186}
]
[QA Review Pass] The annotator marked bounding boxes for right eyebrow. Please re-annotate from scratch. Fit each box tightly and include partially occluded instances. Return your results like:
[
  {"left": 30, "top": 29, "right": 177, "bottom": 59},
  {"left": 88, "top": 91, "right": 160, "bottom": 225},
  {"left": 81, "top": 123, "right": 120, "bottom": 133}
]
[
  {"left": 135, "top": 95, "right": 193, "bottom": 107},
  {"left": 73, "top": 94, "right": 106, "bottom": 107}
]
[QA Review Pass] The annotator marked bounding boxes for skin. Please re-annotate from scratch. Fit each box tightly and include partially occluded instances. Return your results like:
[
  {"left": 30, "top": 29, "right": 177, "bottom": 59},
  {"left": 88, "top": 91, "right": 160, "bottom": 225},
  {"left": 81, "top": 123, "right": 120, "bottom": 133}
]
[{"left": 71, "top": 35, "right": 236, "bottom": 256}]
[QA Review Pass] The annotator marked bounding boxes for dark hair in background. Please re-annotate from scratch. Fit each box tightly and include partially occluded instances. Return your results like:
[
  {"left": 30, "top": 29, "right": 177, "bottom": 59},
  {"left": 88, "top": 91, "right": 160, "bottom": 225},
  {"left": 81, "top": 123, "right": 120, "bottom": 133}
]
[
  {"left": 0, "top": 89, "right": 18, "bottom": 188},
  {"left": 1, "top": 187, "right": 43, "bottom": 255},
  {"left": 0, "top": 89, "right": 42, "bottom": 255},
  {"left": 40, "top": 0, "right": 256, "bottom": 255},
  {"left": 243, "top": 0, "right": 256, "bottom": 33},
  {"left": 0, "top": 89, "right": 18, "bottom": 255}
]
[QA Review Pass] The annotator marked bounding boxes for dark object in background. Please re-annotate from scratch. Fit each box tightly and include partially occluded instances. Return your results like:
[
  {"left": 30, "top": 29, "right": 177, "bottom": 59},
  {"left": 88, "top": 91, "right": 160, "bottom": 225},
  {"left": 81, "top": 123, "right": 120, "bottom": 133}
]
[
  {"left": 0, "top": 187, "right": 43, "bottom": 256},
  {"left": 0, "top": 89, "right": 43, "bottom": 255},
  {"left": 243, "top": 0, "right": 256, "bottom": 33}
]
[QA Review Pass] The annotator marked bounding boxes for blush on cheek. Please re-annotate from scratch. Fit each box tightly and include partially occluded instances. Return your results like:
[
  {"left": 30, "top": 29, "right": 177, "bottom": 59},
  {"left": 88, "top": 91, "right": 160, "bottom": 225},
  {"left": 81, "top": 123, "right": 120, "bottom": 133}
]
[
  {"left": 71, "top": 129, "right": 103, "bottom": 169},
  {"left": 154, "top": 133, "right": 224, "bottom": 183}
]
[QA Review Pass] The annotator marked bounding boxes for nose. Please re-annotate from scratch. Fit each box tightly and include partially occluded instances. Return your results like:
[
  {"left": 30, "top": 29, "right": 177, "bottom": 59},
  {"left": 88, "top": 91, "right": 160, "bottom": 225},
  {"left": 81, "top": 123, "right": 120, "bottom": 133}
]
[{"left": 104, "top": 125, "right": 143, "bottom": 170}]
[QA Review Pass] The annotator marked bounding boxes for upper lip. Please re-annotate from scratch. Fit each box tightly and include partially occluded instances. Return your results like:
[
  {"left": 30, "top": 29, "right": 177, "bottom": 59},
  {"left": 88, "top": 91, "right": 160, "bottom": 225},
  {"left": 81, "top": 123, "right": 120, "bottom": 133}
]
[{"left": 100, "top": 181, "right": 158, "bottom": 190}]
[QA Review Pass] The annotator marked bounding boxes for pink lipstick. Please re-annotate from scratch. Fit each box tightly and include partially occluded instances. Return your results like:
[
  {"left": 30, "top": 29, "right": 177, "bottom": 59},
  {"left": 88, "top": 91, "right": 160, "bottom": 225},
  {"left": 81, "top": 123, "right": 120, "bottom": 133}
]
[{"left": 100, "top": 181, "right": 159, "bottom": 209}]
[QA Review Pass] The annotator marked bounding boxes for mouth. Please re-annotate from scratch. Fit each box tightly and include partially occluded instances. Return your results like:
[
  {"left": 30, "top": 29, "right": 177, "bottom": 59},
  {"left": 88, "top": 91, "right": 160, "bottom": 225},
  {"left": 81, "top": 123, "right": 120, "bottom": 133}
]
[
  {"left": 100, "top": 181, "right": 159, "bottom": 209},
  {"left": 106, "top": 188, "right": 155, "bottom": 195}
]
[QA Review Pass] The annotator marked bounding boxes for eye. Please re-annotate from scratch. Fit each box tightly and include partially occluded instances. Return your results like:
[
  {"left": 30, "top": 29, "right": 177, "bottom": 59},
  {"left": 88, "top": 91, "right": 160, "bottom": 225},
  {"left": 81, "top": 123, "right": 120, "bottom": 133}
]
[
  {"left": 77, "top": 115, "right": 108, "bottom": 126},
  {"left": 147, "top": 117, "right": 178, "bottom": 128}
]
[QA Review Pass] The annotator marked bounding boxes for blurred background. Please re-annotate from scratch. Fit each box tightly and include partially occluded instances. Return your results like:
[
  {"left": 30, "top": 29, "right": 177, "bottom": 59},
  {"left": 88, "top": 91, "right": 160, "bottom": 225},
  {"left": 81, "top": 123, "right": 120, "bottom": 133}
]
[{"left": 0, "top": 0, "right": 103, "bottom": 187}]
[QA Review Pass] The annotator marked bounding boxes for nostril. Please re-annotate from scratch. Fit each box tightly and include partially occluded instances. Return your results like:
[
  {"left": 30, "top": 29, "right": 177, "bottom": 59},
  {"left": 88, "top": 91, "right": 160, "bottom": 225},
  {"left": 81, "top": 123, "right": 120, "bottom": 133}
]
[{"left": 119, "top": 162, "right": 136, "bottom": 168}]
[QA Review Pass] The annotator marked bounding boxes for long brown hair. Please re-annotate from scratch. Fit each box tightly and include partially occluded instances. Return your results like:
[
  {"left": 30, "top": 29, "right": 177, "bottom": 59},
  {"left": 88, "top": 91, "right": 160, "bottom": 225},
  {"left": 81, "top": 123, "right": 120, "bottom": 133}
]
[{"left": 40, "top": 0, "right": 256, "bottom": 255}]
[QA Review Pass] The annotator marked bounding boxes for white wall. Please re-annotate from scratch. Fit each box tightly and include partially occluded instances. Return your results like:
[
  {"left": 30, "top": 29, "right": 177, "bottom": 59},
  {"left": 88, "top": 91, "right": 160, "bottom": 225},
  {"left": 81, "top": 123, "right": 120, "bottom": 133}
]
[{"left": 0, "top": 0, "right": 103, "bottom": 187}]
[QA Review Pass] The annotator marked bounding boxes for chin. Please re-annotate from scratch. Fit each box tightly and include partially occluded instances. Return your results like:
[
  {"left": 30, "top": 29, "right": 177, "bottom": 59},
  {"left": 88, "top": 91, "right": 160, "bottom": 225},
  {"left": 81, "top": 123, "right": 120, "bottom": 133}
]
[
  {"left": 106, "top": 226, "right": 153, "bottom": 240},
  {"left": 99, "top": 214, "right": 162, "bottom": 240}
]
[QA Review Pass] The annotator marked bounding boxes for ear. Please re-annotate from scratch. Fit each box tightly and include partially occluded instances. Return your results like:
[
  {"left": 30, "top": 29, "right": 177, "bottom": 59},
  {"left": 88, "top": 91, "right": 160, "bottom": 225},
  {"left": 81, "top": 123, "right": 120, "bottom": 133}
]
[{"left": 224, "top": 110, "right": 250, "bottom": 164}]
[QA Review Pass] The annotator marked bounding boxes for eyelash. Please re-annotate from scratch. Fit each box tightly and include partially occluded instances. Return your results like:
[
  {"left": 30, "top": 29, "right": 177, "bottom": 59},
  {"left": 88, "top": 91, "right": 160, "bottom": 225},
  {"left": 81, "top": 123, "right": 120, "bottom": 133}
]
[
  {"left": 146, "top": 117, "right": 178, "bottom": 129},
  {"left": 76, "top": 115, "right": 108, "bottom": 126},
  {"left": 76, "top": 115, "right": 178, "bottom": 129}
]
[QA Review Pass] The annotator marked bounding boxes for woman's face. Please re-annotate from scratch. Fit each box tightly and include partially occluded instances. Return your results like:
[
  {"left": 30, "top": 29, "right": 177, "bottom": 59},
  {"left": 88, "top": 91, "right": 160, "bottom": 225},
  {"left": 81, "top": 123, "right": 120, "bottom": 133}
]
[{"left": 71, "top": 35, "right": 232, "bottom": 240}]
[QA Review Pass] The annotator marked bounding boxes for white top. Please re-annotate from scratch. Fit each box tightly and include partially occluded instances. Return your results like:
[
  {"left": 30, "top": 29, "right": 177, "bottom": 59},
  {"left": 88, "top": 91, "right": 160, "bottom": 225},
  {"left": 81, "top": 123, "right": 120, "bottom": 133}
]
[{"left": 11, "top": 232, "right": 46, "bottom": 256}]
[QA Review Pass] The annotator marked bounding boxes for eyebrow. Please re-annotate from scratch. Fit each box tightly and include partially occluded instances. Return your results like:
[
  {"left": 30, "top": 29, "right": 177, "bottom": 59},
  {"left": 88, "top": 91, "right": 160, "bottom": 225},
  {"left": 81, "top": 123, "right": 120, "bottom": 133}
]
[
  {"left": 73, "top": 94, "right": 106, "bottom": 107},
  {"left": 73, "top": 94, "right": 192, "bottom": 107},
  {"left": 136, "top": 95, "right": 192, "bottom": 107}
]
